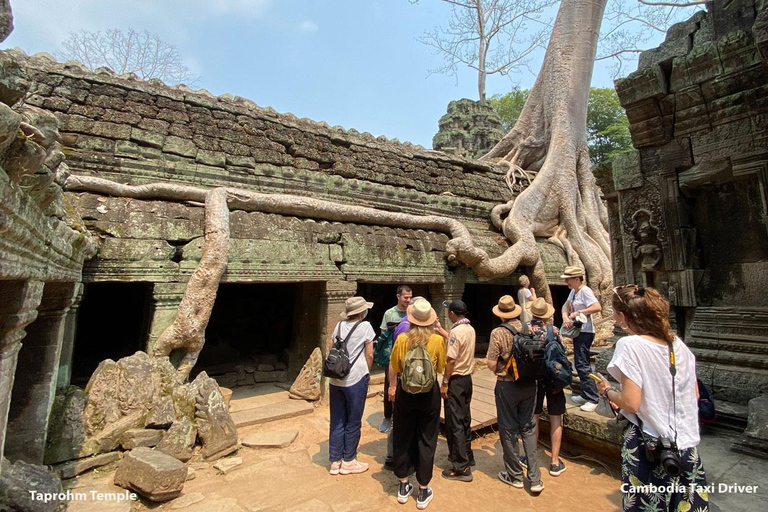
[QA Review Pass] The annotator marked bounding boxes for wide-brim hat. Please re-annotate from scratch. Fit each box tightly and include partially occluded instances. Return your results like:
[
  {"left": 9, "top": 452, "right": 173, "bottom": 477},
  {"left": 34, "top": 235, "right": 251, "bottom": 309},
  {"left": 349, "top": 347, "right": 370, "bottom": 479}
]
[
  {"left": 492, "top": 295, "right": 521, "bottom": 319},
  {"left": 340, "top": 296, "right": 374, "bottom": 319},
  {"left": 530, "top": 297, "right": 555, "bottom": 320},
  {"left": 560, "top": 266, "right": 585, "bottom": 279},
  {"left": 407, "top": 300, "right": 437, "bottom": 327}
]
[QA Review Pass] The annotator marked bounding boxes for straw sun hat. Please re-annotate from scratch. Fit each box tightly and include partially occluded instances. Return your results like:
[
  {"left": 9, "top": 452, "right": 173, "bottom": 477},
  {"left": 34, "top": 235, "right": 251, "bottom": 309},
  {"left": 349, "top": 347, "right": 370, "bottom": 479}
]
[
  {"left": 529, "top": 297, "right": 555, "bottom": 320},
  {"left": 340, "top": 296, "right": 374, "bottom": 319},
  {"left": 407, "top": 300, "right": 438, "bottom": 327},
  {"left": 560, "top": 266, "right": 585, "bottom": 279},
  {"left": 492, "top": 295, "right": 522, "bottom": 319}
]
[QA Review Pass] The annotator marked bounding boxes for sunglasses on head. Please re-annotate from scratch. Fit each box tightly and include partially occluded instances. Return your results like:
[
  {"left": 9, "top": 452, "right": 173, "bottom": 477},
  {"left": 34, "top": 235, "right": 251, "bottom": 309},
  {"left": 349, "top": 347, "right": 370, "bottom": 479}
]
[{"left": 613, "top": 284, "right": 640, "bottom": 305}]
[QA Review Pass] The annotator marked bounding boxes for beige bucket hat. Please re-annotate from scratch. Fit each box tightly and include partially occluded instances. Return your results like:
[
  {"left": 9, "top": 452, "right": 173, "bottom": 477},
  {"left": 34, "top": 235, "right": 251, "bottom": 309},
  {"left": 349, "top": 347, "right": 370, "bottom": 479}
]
[
  {"left": 340, "top": 296, "right": 374, "bottom": 319},
  {"left": 560, "top": 266, "right": 585, "bottom": 279},
  {"left": 407, "top": 299, "right": 438, "bottom": 327},
  {"left": 492, "top": 295, "right": 522, "bottom": 319},
  {"left": 529, "top": 297, "right": 555, "bottom": 320}
]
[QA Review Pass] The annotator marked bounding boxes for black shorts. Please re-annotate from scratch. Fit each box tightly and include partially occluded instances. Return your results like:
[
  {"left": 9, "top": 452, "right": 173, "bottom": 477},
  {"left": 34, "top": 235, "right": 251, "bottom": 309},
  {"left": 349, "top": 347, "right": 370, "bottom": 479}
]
[{"left": 534, "top": 382, "right": 566, "bottom": 415}]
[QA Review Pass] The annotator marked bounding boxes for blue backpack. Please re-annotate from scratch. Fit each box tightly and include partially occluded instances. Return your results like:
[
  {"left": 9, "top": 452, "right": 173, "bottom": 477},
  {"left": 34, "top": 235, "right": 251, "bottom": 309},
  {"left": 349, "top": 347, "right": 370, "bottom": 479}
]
[{"left": 541, "top": 325, "right": 573, "bottom": 390}]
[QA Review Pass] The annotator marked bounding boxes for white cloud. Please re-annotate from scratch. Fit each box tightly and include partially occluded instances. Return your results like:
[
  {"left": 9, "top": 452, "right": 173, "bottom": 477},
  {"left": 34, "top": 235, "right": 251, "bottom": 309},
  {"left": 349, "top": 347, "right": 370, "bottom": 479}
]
[{"left": 298, "top": 21, "right": 319, "bottom": 33}]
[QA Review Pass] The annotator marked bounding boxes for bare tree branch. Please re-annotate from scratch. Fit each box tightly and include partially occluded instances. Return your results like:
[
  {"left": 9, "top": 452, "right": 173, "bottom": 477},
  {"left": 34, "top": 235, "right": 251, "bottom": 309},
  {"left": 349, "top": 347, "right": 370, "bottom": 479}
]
[
  {"left": 416, "top": 0, "right": 555, "bottom": 101},
  {"left": 57, "top": 28, "right": 198, "bottom": 85}
]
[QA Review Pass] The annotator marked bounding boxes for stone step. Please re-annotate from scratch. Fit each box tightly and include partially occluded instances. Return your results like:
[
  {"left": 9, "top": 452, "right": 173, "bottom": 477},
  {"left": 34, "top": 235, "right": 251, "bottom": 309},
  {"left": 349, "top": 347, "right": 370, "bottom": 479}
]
[{"left": 230, "top": 400, "right": 314, "bottom": 429}]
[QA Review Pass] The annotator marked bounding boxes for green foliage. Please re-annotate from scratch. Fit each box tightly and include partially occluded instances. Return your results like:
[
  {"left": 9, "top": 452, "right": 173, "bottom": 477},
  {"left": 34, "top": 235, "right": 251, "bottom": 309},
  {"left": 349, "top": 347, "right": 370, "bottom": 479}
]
[
  {"left": 587, "top": 88, "right": 633, "bottom": 164},
  {"left": 489, "top": 89, "right": 530, "bottom": 132},
  {"left": 490, "top": 87, "right": 633, "bottom": 164}
]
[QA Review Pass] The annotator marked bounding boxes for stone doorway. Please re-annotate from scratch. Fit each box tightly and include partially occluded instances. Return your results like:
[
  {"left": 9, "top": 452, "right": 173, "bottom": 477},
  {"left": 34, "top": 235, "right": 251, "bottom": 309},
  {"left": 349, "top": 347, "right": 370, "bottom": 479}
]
[
  {"left": 71, "top": 282, "right": 151, "bottom": 387},
  {"left": 549, "top": 284, "right": 570, "bottom": 327},
  {"left": 195, "top": 283, "right": 299, "bottom": 388},
  {"left": 355, "top": 283, "right": 431, "bottom": 335}
]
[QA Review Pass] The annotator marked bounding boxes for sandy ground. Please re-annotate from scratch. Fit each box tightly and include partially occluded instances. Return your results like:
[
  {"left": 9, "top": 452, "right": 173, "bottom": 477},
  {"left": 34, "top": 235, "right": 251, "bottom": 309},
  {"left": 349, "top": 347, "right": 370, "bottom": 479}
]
[{"left": 67, "top": 389, "right": 623, "bottom": 512}]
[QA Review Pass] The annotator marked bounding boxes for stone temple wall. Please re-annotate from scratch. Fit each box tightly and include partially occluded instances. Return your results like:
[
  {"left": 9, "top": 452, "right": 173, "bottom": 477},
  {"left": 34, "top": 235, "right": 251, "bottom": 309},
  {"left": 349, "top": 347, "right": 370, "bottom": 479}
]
[
  {"left": 0, "top": 44, "right": 563, "bottom": 473},
  {"left": 610, "top": 0, "right": 768, "bottom": 404}
]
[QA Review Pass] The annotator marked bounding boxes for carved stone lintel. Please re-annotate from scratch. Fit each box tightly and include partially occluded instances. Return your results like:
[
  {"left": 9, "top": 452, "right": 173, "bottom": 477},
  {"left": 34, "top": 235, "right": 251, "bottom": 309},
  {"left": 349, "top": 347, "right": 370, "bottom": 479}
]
[{"left": 288, "top": 347, "right": 323, "bottom": 401}]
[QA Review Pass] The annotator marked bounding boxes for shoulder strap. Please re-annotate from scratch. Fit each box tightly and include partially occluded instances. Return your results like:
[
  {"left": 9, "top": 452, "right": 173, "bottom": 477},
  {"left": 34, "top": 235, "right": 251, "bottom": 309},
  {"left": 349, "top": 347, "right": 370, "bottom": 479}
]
[
  {"left": 345, "top": 320, "right": 367, "bottom": 368},
  {"left": 342, "top": 320, "right": 363, "bottom": 346},
  {"left": 499, "top": 323, "right": 519, "bottom": 336},
  {"left": 545, "top": 324, "right": 555, "bottom": 343}
]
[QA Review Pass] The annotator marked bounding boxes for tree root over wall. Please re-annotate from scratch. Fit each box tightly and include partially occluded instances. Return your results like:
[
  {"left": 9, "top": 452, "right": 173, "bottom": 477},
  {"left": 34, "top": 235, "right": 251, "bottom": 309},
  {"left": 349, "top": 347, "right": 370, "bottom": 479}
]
[{"left": 65, "top": 175, "right": 515, "bottom": 379}]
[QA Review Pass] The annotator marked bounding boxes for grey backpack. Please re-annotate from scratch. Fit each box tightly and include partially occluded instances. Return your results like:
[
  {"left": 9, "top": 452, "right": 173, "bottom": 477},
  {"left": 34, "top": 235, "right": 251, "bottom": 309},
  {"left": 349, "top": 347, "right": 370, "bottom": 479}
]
[{"left": 401, "top": 343, "right": 436, "bottom": 394}]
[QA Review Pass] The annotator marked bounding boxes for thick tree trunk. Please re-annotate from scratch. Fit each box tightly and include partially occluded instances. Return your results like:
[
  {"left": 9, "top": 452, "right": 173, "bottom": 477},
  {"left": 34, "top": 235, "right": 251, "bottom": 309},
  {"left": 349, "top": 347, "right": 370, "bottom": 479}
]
[{"left": 458, "top": 0, "right": 613, "bottom": 311}]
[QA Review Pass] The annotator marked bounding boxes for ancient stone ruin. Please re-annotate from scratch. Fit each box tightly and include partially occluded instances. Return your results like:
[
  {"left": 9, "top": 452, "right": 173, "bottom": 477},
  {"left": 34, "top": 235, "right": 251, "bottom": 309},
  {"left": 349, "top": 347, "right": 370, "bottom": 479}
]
[
  {"left": 432, "top": 98, "right": 506, "bottom": 159},
  {"left": 602, "top": 0, "right": 768, "bottom": 456}
]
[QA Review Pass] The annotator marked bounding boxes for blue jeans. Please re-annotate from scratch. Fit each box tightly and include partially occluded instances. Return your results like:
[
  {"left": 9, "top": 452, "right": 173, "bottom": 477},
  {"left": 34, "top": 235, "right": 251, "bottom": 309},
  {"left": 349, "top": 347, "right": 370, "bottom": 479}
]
[
  {"left": 573, "top": 332, "right": 599, "bottom": 403},
  {"left": 329, "top": 374, "right": 369, "bottom": 462}
]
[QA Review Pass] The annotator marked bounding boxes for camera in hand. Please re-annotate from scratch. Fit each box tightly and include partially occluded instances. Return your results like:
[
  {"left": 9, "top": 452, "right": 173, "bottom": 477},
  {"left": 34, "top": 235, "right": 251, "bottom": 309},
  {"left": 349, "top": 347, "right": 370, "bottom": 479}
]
[
  {"left": 643, "top": 436, "right": 682, "bottom": 477},
  {"left": 572, "top": 319, "right": 583, "bottom": 328}
]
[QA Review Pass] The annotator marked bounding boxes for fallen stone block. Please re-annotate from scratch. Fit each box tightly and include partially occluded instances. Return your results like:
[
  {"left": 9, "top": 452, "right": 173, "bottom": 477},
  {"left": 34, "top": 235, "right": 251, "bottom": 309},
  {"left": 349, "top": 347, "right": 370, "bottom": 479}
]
[
  {"left": 155, "top": 417, "right": 197, "bottom": 462},
  {"left": 0, "top": 458, "right": 63, "bottom": 512},
  {"left": 120, "top": 428, "right": 164, "bottom": 450},
  {"left": 57, "top": 451, "right": 121, "bottom": 479},
  {"left": 241, "top": 430, "right": 299, "bottom": 448},
  {"left": 213, "top": 456, "right": 242, "bottom": 474},
  {"left": 113, "top": 447, "right": 187, "bottom": 502}
]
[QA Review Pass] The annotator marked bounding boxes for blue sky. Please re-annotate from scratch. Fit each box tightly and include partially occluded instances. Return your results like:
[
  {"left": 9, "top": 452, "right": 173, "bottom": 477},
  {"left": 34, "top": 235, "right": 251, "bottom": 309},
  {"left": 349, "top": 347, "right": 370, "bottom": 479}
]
[{"left": 4, "top": 0, "right": 667, "bottom": 148}]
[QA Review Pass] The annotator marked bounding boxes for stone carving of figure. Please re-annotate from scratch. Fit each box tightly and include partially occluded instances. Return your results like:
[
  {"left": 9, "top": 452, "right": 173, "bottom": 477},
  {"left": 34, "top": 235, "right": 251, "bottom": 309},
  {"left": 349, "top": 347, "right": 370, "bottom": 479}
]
[{"left": 631, "top": 210, "right": 662, "bottom": 271}]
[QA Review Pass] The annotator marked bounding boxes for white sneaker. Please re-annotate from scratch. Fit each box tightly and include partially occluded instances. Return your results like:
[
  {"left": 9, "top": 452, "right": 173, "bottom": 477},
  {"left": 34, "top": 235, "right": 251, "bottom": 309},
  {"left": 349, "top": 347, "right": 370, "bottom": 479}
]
[
  {"left": 329, "top": 460, "right": 341, "bottom": 475},
  {"left": 580, "top": 401, "right": 598, "bottom": 412},
  {"left": 571, "top": 394, "right": 587, "bottom": 405},
  {"left": 340, "top": 459, "right": 369, "bottom": 475}
]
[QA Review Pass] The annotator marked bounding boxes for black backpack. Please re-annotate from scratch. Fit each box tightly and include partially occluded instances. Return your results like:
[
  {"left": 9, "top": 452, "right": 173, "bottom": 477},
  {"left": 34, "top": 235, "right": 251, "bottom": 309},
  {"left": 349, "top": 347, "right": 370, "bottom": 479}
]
[
  {"left": 323, "top": 321, "right": 364, "bottom": 379},
  {"left": 540, "top": 325, "right": 573, "bottom": 390},
  {"left": 500, "top": 323, "right": 546, "bottom": 383}
]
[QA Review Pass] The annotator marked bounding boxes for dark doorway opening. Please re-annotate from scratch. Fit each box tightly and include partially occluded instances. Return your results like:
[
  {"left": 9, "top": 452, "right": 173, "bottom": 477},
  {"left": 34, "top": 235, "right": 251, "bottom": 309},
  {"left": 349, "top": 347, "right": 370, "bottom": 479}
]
[
  {"left": 462, "top": 283, "right": 510, "bottom": 354},
  {"left": 356, "top": 283, "right": 431, "bottom": 335},
  {"left": 550, "top": 284, "right": 571, "bottom": 327},
  {"left": 195, "top": 283, "right": 297, "bottom": 385},
  {"left": 72, "top": 282, "right": 151, "bottom": 387}
]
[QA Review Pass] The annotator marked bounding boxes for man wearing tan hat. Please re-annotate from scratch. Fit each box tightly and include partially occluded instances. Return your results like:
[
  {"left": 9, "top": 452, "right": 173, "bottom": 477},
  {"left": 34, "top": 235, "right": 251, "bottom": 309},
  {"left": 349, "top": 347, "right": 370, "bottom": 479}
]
[
  {"left": 560, "top": 266, "right": 602, "bottom": 412},
  {"left": 485, "top": 295, "right": 544, "bottom": 494}
]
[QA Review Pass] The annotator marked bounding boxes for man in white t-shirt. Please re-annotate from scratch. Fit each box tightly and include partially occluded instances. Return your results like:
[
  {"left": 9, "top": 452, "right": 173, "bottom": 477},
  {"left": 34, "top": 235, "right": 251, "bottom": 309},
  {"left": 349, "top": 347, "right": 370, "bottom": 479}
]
[{"left": 560, "top": 266, "right": 602, "bottom": 412}]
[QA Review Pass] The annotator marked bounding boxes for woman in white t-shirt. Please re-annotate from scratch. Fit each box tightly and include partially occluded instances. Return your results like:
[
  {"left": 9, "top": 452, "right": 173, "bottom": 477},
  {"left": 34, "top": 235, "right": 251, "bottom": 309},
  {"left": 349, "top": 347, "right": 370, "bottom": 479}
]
[
  {"left": 596, "top": 285, "right": 708, "bottom": 512},
  {"left": 328, "top": 296, "right": 375, "bottom": 476}
]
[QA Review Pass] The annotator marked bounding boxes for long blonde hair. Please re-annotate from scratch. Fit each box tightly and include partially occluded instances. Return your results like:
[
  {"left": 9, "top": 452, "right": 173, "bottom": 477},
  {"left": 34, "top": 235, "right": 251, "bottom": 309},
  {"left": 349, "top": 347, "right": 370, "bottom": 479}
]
[{"left": 406, "top": 325, "right": 433, "bottom": 349}]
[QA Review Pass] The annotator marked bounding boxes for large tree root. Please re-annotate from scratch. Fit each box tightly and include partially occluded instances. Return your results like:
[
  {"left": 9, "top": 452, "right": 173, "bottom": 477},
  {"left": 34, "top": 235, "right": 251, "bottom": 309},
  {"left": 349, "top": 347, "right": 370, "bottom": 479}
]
[
  {"left": 151, "top": 187, "right": 229, "bottom": 381},
  {"left": 65, "top": 174, "right": 531, "bottom": 376}
]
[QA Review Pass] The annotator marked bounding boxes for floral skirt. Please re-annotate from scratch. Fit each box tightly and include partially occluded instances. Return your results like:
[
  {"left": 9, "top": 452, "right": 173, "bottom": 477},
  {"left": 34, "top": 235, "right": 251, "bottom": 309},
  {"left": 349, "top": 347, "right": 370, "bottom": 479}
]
[{"left": 621, "top": 422, "right": 709, "bottom": 512}]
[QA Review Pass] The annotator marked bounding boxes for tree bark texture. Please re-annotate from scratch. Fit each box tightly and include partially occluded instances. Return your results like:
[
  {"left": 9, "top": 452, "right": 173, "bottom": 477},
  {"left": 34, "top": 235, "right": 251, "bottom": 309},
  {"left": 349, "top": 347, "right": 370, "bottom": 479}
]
[{"left": 476, "top": 0, "right": 613, "bottom": 308}]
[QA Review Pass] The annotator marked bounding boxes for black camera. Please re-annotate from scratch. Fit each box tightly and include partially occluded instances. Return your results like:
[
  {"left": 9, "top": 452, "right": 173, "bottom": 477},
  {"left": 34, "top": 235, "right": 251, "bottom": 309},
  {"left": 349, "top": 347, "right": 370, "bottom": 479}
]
[
  {"left": 572, "top": 319, "right": 583, "bottom": 328},
  {"left": 643, "top": 436, "right": 682, "bottom": 477}
]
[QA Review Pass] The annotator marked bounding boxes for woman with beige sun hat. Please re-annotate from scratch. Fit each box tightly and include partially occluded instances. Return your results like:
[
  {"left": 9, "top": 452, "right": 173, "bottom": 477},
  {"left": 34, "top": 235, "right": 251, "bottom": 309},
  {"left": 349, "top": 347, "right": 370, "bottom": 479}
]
[
  {"left": 328, "top": 296, "right": 376, "bottom": 477},
  {"left": 388, "top": 299, "right": 446, "bottom": 509},
  {"left": 560, "top": 266, "right": 602, "bottom": 412}
]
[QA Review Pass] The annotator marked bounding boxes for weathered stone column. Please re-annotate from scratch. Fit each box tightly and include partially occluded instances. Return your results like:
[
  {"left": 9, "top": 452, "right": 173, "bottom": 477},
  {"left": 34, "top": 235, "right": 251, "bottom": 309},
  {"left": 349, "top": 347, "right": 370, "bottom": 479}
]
[
  {"left": 319, "top": 280, "right": 357, "bottom": 355},
  {"left": 56, "top": 282, "right": 84, "bottom": 389},
  {"left": 0, "top": 281, "right": 44, "bottom": 474},
  {"left": 146, "top": 282, "right": 187, "bottom": 354},
  {"left": 6, "top": 282, "right": 79, "bottom": 464},
  {"left": 429, "top": 281, "right": 465, "bottom": 328}
]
